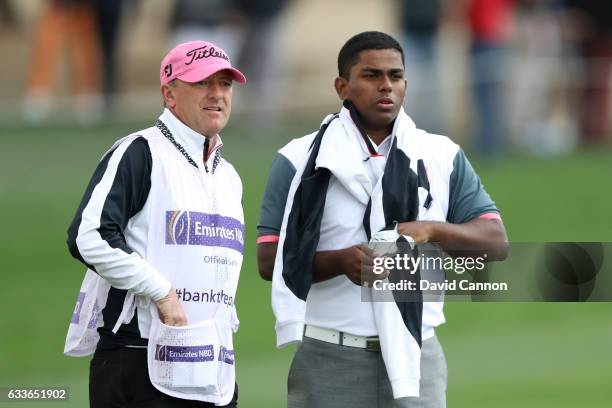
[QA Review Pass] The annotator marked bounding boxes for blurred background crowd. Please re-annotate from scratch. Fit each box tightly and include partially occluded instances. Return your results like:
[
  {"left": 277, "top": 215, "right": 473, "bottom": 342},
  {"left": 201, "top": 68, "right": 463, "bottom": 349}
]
[{"left": 0, "top": 0, "right": 610, "bottom": 156}]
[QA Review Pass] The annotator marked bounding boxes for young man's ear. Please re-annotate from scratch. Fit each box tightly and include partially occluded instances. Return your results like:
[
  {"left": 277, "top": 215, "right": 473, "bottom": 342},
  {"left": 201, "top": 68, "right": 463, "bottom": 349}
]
[
  {"left": 334, "top": 76, "right": 349, "bottom": 100},
  {"left": 161, "top": 84, "right": 176, "bottom": 109}
]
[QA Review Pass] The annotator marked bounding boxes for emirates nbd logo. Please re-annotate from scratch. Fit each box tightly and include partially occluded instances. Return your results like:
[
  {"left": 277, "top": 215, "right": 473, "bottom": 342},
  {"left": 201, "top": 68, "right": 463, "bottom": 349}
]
[
  {"left": 155, "top": 344, "right": 214, "bottom": 362},
  {"left": 165, "top": 211, "right": 244, "bottom": 253},
  {"left": 167, "top": 211, "right": 189, "bottom": 245}
]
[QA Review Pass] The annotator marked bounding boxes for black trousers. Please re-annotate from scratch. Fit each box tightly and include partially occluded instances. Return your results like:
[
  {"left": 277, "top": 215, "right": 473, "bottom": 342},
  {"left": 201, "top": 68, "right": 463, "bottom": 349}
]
[{"left": 90, "top": 347, "right": 238, "bottom": 407}]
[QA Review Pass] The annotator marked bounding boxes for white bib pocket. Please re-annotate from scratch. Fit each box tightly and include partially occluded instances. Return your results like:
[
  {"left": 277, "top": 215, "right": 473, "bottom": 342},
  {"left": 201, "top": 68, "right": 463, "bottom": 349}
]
[
  {"left": 147, "top": 311, "right": 235, "bottom": 405},
  {"left": 64, "top": 269, "right": 110, "bottom": 357}
]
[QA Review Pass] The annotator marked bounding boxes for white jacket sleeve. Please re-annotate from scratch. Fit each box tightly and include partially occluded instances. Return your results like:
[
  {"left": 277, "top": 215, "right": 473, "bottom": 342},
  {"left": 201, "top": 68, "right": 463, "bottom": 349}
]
[{"left": 67, "top": 136, "right": 170, "bottom": 301}]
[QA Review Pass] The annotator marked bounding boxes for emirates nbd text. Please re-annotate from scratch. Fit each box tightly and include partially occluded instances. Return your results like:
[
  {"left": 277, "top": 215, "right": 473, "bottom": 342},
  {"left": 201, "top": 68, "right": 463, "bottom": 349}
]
[{"left": 372, "top": 279, "right": 508, "bottom": 292}]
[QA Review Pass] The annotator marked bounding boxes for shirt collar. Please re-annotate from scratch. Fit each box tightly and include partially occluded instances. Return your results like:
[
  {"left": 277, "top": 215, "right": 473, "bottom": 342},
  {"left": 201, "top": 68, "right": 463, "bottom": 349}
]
[
  {"left": 369, "top": 134, "right": 393, "bottom": 156},
  {"left": 158, "top": 108, "right": 223, "bottom": 167},
  {"left": 340, "top": 105, "right": 394, "bottom": 157}
]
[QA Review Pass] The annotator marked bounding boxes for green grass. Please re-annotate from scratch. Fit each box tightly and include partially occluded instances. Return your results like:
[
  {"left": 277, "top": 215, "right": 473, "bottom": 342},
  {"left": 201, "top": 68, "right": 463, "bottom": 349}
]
[{"left": 0, "top": 121, "right": 610, "bottom": 407}]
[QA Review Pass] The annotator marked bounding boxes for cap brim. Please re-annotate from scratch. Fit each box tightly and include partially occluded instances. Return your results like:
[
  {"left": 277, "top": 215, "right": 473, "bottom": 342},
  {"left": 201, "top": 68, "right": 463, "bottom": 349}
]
[{"left": 178, "top": 63, "right": 247, "bottom": 84}]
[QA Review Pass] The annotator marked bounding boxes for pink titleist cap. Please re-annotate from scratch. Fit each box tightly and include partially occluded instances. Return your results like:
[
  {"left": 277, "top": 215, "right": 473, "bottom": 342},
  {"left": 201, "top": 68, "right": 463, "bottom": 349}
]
[{"left": 160, "top": 41, "right": 246, "bottom": 85}]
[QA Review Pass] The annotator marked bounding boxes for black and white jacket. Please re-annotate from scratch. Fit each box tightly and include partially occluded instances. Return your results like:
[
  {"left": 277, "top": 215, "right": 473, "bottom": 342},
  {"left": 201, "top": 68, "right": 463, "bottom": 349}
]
[{"left": 66, "top": 109, "right": 244, "bottom": 350}]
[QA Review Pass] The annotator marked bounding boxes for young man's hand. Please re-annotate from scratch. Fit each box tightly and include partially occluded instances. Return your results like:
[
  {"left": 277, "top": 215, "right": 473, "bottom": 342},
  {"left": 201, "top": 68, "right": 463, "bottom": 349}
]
[
  {"left": 334, "top": 244, "right": 389, "bottom": 286},
  {"left": 397, "top": 221, "right": 436, "bottom": 243}
]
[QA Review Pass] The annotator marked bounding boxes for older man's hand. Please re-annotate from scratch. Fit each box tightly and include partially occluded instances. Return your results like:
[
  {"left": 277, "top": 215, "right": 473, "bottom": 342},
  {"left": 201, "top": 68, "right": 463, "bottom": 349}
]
[{"left": 154, "top": 287, "right": 188, "bottom": 326}]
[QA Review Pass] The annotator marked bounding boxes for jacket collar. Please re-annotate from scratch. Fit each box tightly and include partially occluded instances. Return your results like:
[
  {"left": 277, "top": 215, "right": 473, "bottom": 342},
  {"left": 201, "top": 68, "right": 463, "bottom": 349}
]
[{"left": 158, "top": 108, "right": 223, "bottom": 168}]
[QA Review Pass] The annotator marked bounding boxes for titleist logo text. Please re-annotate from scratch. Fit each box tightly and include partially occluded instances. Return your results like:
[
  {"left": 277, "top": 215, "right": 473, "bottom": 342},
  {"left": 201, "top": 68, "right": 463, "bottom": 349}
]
[{"left": 185, "top": 46, "right": 229, "bottom": 65}]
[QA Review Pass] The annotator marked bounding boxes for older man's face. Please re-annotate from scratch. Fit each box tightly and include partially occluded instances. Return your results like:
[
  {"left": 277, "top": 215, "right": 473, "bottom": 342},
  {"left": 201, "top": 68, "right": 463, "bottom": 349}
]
[{"left": 162, "top": 70, "right": 233, "bottom": 137}]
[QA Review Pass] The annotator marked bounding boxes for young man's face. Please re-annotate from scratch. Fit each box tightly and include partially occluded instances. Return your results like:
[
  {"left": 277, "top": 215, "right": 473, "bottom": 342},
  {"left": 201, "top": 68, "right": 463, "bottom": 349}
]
[
  {"left": 335, "top": 49, "right": 406, "bottom": 137},
  {"left": 162, "top": 70, "right": 233, "bottom": 137}
]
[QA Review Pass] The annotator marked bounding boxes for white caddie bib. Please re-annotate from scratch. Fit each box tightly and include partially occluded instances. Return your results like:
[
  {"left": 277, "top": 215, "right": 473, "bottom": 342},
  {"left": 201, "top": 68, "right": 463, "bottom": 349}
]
[{"left": 65, "top": 122, "right": 244, "bottom": 406}]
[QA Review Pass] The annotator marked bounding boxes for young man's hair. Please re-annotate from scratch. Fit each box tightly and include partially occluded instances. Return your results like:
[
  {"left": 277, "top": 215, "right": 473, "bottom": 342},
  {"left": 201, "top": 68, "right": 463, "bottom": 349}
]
[{"left": 337, "top": 31, "right": 405, "bottom": 79}]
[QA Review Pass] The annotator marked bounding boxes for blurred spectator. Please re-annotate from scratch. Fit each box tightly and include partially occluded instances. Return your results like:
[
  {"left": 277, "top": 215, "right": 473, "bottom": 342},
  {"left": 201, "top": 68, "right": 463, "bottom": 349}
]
[
  {"left": 170, "top": 0, "right": 244, "bottom": 56},
  {"left": 23, "top": 0, "right": 102, "bottom": 124},
  {"left": 0, "top": 0, "right": 17, "bottom": 28},
  {"left": 509, "top": 0, "right": 578, "bottom": 155},
  {"left": 92, "top": 0, "right": 129, "bottom": 114},
  {"left": 465, "top": 0, "right": 515, "bottom": 155},
  {"left": 563, "top": 0, "right": 612, "bottom": 141},
  {"left": 398, "top": 0, "right": 444, "bottom": 134},
  {"left": 234, "top": 0, "right": 291, "bottom": 128}
]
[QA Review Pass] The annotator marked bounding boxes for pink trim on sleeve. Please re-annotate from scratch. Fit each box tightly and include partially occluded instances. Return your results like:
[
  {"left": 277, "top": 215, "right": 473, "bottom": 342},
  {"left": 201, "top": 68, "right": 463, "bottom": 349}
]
[
  {"left": 257, "top": 235, "right": 280, "bottom": 244},
  {"left": 479, "top": 213, "right": 502, "bottom": 220}
]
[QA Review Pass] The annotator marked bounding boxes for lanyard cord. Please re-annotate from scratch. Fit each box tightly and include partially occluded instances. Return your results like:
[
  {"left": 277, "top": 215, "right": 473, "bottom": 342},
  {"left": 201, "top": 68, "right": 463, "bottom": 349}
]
[{"left": 156, "top": 120, "right": 222, "bottom": 174}]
